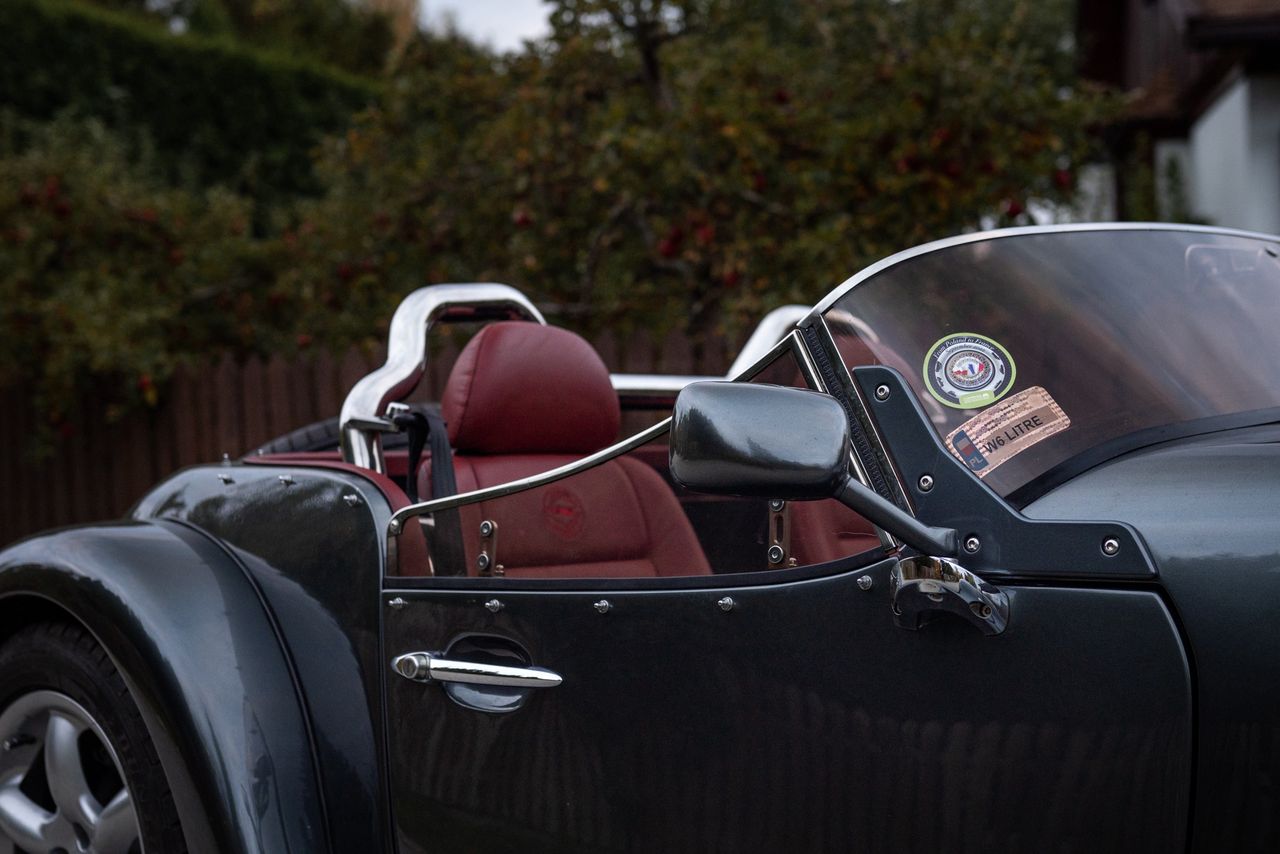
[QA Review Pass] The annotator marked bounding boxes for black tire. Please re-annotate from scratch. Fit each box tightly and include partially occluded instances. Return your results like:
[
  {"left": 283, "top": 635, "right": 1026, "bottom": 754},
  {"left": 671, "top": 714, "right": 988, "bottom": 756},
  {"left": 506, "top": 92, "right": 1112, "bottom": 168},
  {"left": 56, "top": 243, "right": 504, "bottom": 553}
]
[
  {"left": 249, "top": 402, "right": 443, "bottom": 456},
  {"left": 250, "top": 416, "right": 343, "bottom": 455},
  {"left": 0, "top": 622, "right": 186, "bottom": 854}
]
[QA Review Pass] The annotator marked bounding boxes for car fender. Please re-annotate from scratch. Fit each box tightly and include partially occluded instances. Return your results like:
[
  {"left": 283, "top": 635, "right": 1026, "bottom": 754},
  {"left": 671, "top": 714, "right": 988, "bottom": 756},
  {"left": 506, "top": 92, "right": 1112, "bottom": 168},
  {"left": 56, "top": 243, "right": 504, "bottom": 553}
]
[{"left": 0, "top": 519, "right": 331, "bottom": 854}]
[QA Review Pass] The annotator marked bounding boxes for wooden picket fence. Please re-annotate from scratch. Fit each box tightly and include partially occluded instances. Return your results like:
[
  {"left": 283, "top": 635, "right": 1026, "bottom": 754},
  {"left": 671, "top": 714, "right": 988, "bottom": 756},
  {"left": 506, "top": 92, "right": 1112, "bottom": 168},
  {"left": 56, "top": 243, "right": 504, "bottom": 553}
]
[{"left": 0, "top": 328, "right": 732, "bottom": 546}]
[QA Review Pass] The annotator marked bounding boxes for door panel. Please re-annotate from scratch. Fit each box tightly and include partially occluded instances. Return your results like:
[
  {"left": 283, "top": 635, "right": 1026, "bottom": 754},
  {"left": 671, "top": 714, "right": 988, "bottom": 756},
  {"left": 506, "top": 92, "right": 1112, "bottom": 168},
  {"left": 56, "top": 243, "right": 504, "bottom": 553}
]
[{"left": 384, "top": 558, "right": 1191, "bottom": 853}]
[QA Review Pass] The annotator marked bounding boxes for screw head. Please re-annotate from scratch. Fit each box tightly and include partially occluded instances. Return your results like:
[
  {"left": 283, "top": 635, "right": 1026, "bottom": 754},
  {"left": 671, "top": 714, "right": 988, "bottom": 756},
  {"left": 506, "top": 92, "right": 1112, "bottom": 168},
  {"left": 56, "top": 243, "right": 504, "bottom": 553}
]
[
  {"left": 874, "top": 384, "right": 891, "bottom": 401},
  {"left": 767, "top": 544, "right": 785, "bottom": 564},
  {"left": 476, "top": 553, "right": 491, "bottom": 572},
  {"left": 593, "top": 599, "right": 611, "bottom": 614},
  {"left": 856, "top": 575, "right": 873, "bottom": 591},
  {"left": 484, "top": 598, "right": 503, "bottom": 613},
  {"left": 918, "top": 474, "right": 935, "bottom": 492},
  {"left": 387, "top": 596, "right": 406, "bottom": 610},
  {"left": 479, "top": 520, "right": 495, "bottom": 537},
  {"left": 1102, "top": 537, "right": 1121, "bottom": 556},
  {"left": 717, "top": 596, "right": 735, "bottom": 612},
  {"left": 963, "top": 535, "right": 981, "bottom": 554},
  {"left": 768, "top": 499, "right": 785, "bottom": 512},
  {"left": 343, "top": 494, "right": 360, "bottom": 506},
  {"left": 388, "top": 520, "right": 401, "bottom": 534}
]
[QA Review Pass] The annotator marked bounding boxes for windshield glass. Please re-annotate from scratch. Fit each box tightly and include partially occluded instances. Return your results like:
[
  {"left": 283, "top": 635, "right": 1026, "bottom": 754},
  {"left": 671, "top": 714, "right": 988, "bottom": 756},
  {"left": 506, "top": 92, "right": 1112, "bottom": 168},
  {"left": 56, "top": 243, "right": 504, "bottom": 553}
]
[{"left": 823, "top": 228, "right": 1280, "bottom": 499}]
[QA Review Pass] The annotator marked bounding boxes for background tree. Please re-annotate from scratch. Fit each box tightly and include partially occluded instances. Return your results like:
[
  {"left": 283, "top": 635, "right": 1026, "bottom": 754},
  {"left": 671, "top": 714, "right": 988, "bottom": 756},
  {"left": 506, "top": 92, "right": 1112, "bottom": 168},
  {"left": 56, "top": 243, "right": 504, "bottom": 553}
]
[
  {"left": 285, "top": 0, "right": 1113, "bottom": 356},
  {"left": 0, "top": 0, "right": 1116, "bottom": 439}
]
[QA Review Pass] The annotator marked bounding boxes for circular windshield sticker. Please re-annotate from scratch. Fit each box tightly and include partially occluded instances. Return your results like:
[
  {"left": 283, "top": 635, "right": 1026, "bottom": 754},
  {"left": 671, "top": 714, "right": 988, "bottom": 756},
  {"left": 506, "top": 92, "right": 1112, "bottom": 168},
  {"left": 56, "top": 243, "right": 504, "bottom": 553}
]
[{"left": 923, "top": 333, "right": 1016, "bottom": 409}]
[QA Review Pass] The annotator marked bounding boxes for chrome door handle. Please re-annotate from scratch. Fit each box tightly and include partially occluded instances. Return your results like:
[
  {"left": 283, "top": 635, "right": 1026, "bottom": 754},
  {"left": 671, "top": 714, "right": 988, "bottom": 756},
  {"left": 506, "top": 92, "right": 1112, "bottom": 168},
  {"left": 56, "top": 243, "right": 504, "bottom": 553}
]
[{"left": 392, "top": 652, "right": 562, "bottom": 688}]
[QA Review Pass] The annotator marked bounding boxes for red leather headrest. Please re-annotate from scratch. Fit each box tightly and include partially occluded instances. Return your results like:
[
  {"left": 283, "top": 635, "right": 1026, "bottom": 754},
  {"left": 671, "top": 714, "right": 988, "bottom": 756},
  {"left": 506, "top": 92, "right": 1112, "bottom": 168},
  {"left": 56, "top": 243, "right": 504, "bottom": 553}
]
[{"left": 443, "top": 322, "right": 621, "bottom": 455}]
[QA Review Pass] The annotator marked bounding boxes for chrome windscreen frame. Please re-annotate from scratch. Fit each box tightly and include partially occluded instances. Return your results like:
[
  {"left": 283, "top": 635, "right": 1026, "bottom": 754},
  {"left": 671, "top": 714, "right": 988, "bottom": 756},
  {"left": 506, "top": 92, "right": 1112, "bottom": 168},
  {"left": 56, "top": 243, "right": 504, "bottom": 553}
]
[{"left": 812, "top": 222, "right": 1280, "bottom": 314}]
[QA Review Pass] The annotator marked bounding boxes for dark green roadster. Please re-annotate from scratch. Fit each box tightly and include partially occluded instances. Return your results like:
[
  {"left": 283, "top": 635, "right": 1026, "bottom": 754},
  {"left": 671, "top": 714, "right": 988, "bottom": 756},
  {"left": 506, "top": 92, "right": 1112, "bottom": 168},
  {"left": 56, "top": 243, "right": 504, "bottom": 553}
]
[{"left": 2, "top": 224, "right": 1278, "bottom": 853}]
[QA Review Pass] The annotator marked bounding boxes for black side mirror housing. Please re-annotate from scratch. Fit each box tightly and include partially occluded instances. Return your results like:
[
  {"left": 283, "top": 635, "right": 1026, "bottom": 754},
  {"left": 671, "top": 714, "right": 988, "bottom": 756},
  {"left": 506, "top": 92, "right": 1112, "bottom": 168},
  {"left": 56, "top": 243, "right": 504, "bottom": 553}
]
[
  {"left": 669, "top": 381, "right": 958, "bottom": 557},
  {"left": 669, "top": 382, "right": 851, "bottom": 499}
]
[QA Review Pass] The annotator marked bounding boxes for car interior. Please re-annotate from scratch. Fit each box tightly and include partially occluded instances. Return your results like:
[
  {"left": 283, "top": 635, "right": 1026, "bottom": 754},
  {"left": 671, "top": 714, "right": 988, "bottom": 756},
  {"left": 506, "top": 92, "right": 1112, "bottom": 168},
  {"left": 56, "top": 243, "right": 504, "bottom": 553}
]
[{"left": 252, "top": 318, "right": 886, "bottom": 578}]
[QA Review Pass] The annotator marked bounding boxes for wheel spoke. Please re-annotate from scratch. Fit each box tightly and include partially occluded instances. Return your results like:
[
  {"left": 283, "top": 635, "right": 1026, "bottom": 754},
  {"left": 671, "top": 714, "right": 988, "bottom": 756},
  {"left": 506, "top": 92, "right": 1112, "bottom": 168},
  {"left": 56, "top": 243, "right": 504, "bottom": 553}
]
[
  {"left": 91, "top": 788, "right": 138, "bottom": 854},
  {"left": 0, "top": 777, "right": 58, "bottom": 853},
  {"left": 44, "top": 711, "right": 101, "bottom": 828}
]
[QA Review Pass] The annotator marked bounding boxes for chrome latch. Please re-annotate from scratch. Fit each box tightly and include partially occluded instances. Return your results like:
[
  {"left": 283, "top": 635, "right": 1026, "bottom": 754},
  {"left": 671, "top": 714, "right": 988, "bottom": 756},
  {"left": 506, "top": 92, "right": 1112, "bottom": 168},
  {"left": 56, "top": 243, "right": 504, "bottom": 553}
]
[
  {"left": 766, "top": 499, "right": 795, "bottom": 568},
  {"left": 890, "top": 554, "right": 1009, "bottom": 636},
  {"left": 476, "top": 519, "right": 502, "bottom": 576}
]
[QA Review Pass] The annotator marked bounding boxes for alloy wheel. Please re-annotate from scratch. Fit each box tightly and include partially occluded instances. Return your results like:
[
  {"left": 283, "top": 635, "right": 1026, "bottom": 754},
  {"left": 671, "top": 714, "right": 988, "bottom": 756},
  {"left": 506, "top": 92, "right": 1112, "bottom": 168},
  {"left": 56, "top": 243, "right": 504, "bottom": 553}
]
[{"left": 0, "top": 691, "right": 140, "bottom": 854}]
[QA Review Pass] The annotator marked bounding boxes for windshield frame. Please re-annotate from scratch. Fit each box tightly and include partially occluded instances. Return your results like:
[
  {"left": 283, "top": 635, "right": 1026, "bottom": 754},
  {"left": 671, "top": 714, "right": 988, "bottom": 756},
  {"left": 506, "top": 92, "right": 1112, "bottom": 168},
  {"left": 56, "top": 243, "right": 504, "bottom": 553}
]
[{"left": 809, "top": 222, "right": 1280, "bottom": 318}]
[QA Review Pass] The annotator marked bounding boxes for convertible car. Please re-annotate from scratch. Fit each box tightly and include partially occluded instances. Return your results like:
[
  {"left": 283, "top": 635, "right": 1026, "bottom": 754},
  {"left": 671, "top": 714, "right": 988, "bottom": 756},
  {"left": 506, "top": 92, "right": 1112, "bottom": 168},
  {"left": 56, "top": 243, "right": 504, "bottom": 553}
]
[{"left": 2, "top": 223, "right": 1278, "bottom": 853}]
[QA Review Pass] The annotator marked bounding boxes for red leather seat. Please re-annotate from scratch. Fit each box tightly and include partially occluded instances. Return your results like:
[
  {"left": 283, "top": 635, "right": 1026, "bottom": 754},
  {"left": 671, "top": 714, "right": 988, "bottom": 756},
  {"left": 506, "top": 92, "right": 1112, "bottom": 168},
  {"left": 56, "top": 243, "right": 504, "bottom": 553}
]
[
  {"left": 789, "top": 499, "right": 882, "bottom": 565},
  {"left": 420, "top": 322, "right": 711, "bottom": 578}
]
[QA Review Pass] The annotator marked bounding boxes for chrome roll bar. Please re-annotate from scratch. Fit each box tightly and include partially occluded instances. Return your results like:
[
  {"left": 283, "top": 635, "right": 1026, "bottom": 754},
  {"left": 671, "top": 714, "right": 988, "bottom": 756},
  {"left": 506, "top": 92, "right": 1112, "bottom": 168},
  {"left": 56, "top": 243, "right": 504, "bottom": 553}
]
[{"left": 339, "top": 284, "right": 546, "bottom": 473}]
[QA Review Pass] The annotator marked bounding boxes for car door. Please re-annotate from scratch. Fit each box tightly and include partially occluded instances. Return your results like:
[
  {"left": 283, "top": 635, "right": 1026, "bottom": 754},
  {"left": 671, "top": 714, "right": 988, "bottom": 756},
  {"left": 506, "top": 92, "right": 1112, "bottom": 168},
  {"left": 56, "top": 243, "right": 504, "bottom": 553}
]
[
  {"left": 383, "top": 561, "right": 1189, "bottom": 854},
  {"left": 380, "top": 350, "right": 1192, "bottom": 854}
]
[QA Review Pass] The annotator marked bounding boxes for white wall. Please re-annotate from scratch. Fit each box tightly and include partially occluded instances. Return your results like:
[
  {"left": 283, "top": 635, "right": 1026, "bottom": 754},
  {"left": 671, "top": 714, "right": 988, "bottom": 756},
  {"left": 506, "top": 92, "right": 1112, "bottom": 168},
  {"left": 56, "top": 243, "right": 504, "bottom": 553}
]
[
  {"left": 1188, "top": 75, "right": 1280, "bottom": 234},
  {"left": 1245, "top": 76, "right": 1280, "bottom": 235}
]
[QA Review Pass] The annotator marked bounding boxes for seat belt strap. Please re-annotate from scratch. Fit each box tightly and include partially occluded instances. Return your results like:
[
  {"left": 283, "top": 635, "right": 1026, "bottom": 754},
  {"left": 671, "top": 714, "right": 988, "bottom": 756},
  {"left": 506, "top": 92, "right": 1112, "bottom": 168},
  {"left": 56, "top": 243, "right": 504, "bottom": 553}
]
[
  {"left": 422, "top": 411, "right": 465, "bottom": 576},
  {"left": 391, "top": 408, "right": 466, "bottom": 575}
]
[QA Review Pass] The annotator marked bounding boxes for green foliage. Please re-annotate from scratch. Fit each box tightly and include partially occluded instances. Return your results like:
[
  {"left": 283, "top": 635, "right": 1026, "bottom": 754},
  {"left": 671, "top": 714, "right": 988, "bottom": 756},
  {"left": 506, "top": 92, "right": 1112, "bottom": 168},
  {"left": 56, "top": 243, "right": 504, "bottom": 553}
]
[
  {"left": 0, "top": 115, "right": 285, "bottom": 435},
  {"left": 283, "top": 0, "right": 1118, "bottom": 348},
  {"left": 83, "top": 0, "right": 401, "bottom": 75},
  {"left": 0, "top": 0, "right": 1121, "bottom": 436},
  {"left": 0, "top": 0, "right": 380, "bottom": 203}
]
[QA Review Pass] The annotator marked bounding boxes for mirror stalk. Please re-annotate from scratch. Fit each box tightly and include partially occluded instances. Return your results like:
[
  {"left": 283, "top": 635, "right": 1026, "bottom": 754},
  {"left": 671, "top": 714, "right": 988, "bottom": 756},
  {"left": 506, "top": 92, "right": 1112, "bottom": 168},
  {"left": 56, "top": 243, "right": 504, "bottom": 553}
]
[{"left": 834, "top": 476, "right": 957, "bottom": 557}]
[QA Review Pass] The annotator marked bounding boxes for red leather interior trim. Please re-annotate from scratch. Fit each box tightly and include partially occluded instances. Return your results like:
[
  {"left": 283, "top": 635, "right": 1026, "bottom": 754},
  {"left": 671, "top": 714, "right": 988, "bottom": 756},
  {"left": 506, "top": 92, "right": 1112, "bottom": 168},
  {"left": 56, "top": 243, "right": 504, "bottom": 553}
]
[
  {"left": 789, "top": 498, "right": 882, "bottom": 565},
  {"left": 247, "top": 450, "right": 415, "bottom": 480},
  {"left": 420, "top": 452, "right": 711, "bottom": 578},
  {"left": 443, "top": 322, "right": 621, "bottom": 455}
]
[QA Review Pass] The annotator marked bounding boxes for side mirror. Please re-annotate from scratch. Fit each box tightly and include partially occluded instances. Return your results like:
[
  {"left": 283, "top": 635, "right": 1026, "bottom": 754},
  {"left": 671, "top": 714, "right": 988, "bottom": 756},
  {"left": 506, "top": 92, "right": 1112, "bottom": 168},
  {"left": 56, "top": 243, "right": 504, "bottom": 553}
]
[
  {"left": 670, "top": 382, "right": 958, "bottom": 557},
  {"left": 669, "top": 382, "right": 851, "bottom": 499}
]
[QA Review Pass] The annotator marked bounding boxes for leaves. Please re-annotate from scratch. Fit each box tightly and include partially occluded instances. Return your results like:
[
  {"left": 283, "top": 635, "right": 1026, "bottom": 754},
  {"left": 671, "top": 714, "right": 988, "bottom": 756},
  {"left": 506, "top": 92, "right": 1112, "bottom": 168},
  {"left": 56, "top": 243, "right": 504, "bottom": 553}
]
[{"left": 0, "top": 0, "right": 1120, "bottom": 441}]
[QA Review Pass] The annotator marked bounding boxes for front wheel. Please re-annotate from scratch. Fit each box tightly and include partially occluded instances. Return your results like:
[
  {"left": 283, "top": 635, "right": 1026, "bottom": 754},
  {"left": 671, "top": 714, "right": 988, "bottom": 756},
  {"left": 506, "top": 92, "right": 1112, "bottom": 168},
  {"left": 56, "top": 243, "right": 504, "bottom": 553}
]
[{"left": 0, "top": 623, "right": 185, "bottom": 854}]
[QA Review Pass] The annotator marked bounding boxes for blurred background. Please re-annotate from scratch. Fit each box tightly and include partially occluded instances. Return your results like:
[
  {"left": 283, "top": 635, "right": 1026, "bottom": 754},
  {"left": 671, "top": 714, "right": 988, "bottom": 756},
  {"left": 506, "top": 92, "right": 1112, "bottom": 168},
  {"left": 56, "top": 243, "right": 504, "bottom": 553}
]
[{"left": 1, "top": 0, "right": 1277, "bottom": 541}]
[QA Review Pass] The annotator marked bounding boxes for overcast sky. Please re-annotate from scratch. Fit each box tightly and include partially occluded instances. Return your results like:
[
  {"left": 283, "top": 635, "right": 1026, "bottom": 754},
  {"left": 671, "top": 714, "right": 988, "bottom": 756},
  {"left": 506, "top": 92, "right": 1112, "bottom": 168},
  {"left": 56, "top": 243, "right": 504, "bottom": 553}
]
[{"left": 420, "top": 0, "right": 552, "bottom": 52}]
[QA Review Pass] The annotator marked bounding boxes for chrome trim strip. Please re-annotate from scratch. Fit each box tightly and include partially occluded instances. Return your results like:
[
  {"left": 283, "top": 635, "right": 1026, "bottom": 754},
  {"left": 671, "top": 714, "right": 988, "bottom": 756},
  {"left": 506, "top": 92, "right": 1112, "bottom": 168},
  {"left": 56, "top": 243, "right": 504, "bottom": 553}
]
[
  {"left": 340, "top": 284, "right": 546, "bottom": 472},
  {"left": 810, "top": 222, "right": 1280, "bottom": 316},
  {"left": 390, "top": 418, "right": 674, "bottom": 527},
  {"left": 790, "top": 329, "right": 823, "bottom": 391},
  {"left": 725, "top": 304, "right": 810, "bottom": 377},
  {"left": 610, "top": 374, "right": 720, "bottom": 396}
]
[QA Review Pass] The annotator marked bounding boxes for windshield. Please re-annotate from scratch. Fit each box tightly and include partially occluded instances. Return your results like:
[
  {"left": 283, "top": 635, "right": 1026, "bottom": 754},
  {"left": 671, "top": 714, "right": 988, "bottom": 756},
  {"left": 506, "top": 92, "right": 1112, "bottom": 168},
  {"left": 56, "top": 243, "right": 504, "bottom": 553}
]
[{"left": 822, "top": 227, "right": 1280, "bottom": 500}]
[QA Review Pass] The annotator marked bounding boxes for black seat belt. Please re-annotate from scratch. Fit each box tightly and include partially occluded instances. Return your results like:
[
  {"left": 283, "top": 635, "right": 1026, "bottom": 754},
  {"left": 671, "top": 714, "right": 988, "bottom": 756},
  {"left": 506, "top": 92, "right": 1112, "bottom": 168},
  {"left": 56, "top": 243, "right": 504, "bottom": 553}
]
[{"left": 391, "top": 408, "right": 466, "bottom": 575}]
